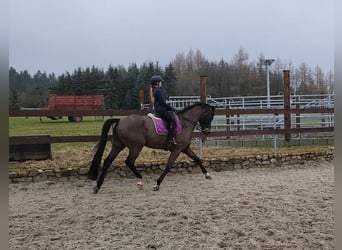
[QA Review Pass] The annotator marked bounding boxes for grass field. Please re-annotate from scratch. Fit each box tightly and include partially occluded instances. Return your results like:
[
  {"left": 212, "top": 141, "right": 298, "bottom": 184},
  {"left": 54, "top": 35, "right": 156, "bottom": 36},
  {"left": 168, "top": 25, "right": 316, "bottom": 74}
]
[{"left": 9, "top": 116, "right": 109, "bottom": 136}]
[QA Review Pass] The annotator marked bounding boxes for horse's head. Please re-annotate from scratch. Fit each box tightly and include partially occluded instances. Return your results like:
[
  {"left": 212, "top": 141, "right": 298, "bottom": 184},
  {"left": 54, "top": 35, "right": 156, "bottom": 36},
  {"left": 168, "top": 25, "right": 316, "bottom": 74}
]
[{"left": 198, "top": 104, "right": 215, "bottom": 135}]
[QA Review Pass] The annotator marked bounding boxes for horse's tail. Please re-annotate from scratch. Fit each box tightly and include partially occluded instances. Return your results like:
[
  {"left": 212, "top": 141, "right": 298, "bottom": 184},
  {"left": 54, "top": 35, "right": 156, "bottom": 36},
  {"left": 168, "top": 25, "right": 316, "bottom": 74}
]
[{"left": 87, "top": 118, "right": 120, "bottom": 180}]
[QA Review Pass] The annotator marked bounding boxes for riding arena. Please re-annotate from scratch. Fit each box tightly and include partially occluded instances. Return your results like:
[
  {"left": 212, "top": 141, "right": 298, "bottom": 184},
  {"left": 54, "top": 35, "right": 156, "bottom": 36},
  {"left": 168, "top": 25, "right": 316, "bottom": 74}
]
[{"left": 9, "top": 75, "right": 334, "bottom": 249}]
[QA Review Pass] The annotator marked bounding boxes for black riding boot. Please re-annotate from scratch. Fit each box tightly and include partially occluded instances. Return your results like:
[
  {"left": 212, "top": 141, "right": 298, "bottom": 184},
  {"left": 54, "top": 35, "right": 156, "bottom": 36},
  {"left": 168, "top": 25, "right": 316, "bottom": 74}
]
[{"left": 167, "top": 125, "right": 177, "bottom": 150}]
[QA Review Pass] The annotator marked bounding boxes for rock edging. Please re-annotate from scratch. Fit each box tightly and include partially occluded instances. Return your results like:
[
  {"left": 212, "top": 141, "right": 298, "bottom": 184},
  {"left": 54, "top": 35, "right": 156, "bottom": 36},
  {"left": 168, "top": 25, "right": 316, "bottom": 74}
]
[{"left": 9, "top": 151, "right": 334, "bottom": 183}]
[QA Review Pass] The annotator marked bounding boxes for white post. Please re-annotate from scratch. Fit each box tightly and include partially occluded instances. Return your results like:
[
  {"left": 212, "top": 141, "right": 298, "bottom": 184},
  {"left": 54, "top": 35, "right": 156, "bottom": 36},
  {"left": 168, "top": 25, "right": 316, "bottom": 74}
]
[
  {"left": 199, "top": 138, "right": 203, "bottom": 159},
  {"left": 273, "top": 113, "right": 277, "bottom": 153},
  {"left": 262, "top": 59, "right": 275, "bottom": 109}
]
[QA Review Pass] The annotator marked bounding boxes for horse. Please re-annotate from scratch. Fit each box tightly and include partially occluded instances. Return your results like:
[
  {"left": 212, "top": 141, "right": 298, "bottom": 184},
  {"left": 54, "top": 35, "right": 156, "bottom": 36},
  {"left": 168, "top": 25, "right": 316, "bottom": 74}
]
[{"left": 87, "top": 102, "right": 215, "bottom": 193}]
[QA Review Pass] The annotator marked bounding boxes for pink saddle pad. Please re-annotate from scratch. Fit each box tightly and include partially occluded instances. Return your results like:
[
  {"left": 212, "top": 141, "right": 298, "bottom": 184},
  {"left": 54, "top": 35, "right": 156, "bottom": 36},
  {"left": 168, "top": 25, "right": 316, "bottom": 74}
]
[{"left": 148, "top": 113, "right": 182, "bottom": 135}]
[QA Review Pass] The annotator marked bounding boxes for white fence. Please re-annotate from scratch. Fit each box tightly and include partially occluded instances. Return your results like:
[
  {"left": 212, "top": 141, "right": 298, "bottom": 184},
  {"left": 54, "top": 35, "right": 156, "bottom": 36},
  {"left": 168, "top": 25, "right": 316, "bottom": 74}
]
[
  {"left": 167, "top": 94, "right": 334, "bottom": 109},
  {"left": 143, "top": 94, "right": 334, "bottom": 134}
]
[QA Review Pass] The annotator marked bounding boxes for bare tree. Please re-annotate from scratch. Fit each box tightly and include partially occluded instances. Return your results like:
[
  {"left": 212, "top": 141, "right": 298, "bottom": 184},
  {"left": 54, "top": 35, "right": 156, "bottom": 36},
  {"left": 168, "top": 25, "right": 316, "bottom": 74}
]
[
  {"left": 313, "top": 65, "right": 325, "bottom": 88},
  {"left": 326, "top": 70, "right": 334, "bottom": 94}
]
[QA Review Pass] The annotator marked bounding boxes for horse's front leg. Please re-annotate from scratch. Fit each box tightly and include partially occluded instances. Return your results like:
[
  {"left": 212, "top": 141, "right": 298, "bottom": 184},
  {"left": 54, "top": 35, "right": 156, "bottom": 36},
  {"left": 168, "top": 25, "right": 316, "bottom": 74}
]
[
  {"left": 182, "top": 146, "right": 211, "bottom": 179},
  {"left": 154, "top": 150, "right": 181, "bottom": 191}
]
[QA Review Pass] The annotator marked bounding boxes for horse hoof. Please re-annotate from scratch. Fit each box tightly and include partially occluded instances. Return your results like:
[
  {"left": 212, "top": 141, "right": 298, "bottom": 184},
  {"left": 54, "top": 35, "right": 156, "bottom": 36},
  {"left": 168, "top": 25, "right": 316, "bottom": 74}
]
[
  {"left": 87, "top": 175, "right": 97, "bottom": 181},
  {"left": 205, "top": 173, "right": 212, "bottom": 179},
  {"left": 93, "top": 186, "right": 99, "bottom": 194},
  {"left": 153, "top": 185, "right": 160, "bottom": 191},
  {"left": 137, "top": 181, "right": 143, "bottom": 190}
]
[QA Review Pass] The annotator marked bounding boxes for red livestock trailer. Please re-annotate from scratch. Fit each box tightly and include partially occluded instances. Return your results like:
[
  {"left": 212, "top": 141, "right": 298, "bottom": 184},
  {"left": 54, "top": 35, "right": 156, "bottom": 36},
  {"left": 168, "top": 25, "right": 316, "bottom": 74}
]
[{"left": 43, "top": 94, "right": 105, "bottom": 122}]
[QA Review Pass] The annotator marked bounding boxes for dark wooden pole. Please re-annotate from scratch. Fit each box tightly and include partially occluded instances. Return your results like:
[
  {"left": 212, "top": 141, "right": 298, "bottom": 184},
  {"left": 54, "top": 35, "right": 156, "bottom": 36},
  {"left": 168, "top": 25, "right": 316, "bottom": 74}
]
[
  {"left": 226, "top": 106, "right": 231, "bottom": 139},
  {"left": 200, "top": 75, "right": 207, "bottom": 103},
  {"left": 283, "top": 70, "right": 291, "bottom": 142}
]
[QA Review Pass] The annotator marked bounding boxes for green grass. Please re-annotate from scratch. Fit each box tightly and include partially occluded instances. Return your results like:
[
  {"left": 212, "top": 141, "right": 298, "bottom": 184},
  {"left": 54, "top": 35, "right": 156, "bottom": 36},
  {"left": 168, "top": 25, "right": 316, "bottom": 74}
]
[{"left": 9, "top": 116, "right": 115, "bottom": 136}]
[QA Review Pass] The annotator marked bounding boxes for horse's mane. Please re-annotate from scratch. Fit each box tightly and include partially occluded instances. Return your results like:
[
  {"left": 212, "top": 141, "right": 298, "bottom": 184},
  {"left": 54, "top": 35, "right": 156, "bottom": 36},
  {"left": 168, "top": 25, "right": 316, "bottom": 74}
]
[{"left": 178, "top": 102, "right": 207, "bottom": 114}]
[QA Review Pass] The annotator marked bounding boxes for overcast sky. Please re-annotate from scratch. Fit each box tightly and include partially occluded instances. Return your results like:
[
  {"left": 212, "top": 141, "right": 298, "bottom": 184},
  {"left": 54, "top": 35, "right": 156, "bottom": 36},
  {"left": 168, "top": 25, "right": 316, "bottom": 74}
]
[{"left": 9, "top": 0, "right": 334, "bottom": 76}]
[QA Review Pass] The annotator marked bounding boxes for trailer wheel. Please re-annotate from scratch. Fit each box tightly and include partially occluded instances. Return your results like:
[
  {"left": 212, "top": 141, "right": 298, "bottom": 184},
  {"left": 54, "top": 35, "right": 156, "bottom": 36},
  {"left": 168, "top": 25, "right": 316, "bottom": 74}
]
[
  {"left": 74, "top": 116, "right": 83, "bottom": 122},
  {"left": 68, "top": 116, "right": 83, "bottom": 122}
]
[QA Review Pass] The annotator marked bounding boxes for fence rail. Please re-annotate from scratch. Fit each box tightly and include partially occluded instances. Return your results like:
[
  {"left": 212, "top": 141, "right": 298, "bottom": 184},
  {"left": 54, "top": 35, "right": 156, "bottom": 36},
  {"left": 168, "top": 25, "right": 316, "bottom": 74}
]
[{"left": 167, "top": 94, "right": 334, "bottom": 109}]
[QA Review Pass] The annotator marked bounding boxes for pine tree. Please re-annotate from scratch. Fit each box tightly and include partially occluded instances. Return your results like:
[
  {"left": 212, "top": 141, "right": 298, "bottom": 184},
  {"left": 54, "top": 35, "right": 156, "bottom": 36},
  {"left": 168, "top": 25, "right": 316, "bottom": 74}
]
[
  {"left": 9, "top": 89, "right": 21, "bottom": 110},
  {"left": 163, "top": 63, "right": 177, "bottom": 97}
]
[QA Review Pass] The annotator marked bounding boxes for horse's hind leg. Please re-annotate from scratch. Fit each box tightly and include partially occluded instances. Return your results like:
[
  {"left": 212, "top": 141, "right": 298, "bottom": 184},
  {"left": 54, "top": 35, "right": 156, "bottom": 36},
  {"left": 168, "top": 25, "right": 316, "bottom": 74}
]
[
  {"left": 125, "top": 153, "right": 142, "bottom": 178},
  {"left": 182, "top": 146, "right": 211, "bottom": 179},
  {"left": 125, "top": 146, "right": 144, "bottom": 188},
  {"left": 94, "top": 146, "right": 123, "bottom": 194},
  {"left": 154, "top": 150, "right": 181, "bottom": 191}
]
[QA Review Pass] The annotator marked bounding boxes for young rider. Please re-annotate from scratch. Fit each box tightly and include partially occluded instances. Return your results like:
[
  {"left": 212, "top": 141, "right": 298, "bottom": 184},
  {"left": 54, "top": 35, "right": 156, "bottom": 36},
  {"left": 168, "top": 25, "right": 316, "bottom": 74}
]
[{"left": 150, "top": 75, "right": 177, "bottom": 150}]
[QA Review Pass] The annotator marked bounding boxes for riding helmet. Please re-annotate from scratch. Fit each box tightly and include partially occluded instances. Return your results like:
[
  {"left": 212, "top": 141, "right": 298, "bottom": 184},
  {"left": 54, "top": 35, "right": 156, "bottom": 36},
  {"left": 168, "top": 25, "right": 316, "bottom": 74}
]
[{"left": 150, "top": 75, "right": 164, "bottom": 85}]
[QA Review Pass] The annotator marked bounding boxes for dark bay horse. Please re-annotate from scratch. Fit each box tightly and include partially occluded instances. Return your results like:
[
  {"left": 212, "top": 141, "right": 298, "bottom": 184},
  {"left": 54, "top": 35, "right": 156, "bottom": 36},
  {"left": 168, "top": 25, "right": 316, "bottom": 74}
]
[{"left": 88, "top": 103, "right": 215, "bottom": 193}]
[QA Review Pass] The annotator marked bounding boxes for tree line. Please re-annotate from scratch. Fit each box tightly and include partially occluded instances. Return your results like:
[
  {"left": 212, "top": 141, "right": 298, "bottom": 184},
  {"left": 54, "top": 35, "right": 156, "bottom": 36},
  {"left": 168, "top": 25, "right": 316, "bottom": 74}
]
[{"left": 9, "top": 47, "right": 334, "bottom": 110}]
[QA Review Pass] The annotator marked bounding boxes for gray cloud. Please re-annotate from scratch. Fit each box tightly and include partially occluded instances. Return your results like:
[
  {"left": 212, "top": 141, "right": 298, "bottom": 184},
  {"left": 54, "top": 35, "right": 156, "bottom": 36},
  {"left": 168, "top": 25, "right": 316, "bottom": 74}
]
[{"left": 9, "top": 0, "right": 334, "bottom": 76}]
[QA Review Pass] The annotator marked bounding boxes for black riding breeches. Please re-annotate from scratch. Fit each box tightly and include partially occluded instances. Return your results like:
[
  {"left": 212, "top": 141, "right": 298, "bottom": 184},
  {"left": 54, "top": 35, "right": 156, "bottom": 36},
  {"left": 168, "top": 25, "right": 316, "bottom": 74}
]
[
  {"left": 156, "top": 109, "right": 176, "bottom": 140},
  {"left": 156, "top": 109, "right": 176, "bottom": 129}
]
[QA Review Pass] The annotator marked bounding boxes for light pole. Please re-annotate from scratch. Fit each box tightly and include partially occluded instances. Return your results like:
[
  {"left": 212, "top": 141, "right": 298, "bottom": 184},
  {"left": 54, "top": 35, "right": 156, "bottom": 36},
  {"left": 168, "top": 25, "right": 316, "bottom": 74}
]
[{"left": 262, "top": 59, "right": 275, "bottom": 108}]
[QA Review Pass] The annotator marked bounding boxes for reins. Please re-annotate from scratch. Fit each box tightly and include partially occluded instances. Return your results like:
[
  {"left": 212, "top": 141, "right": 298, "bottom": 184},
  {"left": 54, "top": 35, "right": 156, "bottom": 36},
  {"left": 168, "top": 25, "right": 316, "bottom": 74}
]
[{"left": 175, "top": 111, "right": 198, "bottom": 127}]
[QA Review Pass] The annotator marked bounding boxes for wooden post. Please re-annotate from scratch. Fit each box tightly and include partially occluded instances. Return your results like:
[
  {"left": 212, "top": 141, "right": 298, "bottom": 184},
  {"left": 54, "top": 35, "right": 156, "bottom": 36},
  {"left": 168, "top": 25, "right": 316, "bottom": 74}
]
[
  {"left": 200, "top": 75, "right": 207, "bottom": 103},
  {"left": 283, "top": 70, "right": 291, "bottom": 142},
  {"left": 226, "top": 106, "right": 231, "bottom": 140},
  {"left": 296, "top": 102, "right": 300, "bottom": 129},
  {"left": 237, "top": 114, "right": 240, "bottom": 131},
  {"left": 296, "top": 101, "right": 301, "bottom": 138},
  {"left": 320, "top": 93, "right": 325, "bottom": 127}
]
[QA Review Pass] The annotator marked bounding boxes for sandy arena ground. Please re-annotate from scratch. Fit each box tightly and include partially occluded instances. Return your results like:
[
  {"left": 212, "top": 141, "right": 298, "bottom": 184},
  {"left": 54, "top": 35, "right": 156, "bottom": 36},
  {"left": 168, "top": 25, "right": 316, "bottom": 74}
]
[{"left": 9, "top": 161, "right": 334, "bottom": 250}]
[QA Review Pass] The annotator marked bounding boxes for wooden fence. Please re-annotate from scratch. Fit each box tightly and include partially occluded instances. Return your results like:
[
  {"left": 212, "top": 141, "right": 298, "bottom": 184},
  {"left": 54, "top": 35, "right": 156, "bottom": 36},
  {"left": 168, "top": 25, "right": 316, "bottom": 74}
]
[{"left": 9, "top": 107, "right": 334, "bottom": 145}]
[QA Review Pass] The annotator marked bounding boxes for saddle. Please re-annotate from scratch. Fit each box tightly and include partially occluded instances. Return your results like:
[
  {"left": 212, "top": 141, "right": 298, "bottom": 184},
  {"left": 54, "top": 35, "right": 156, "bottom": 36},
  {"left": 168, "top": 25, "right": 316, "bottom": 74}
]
[{"left": 147, "top": 112, "right": 183, "bottom": 135}]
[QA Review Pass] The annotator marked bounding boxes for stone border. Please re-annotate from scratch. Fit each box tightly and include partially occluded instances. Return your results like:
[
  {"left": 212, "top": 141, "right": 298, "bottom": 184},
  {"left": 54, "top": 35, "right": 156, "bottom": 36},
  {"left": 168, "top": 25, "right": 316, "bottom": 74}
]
[{"left": 9, "top": 151, "right": 334, "bottom": 183}]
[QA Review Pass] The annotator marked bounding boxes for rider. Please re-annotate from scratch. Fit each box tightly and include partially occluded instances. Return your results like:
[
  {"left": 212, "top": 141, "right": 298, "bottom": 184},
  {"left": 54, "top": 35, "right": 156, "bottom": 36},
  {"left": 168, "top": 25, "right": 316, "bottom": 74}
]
[{"left": 150, "top": 75, "right": 177, "bottom": 150}]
